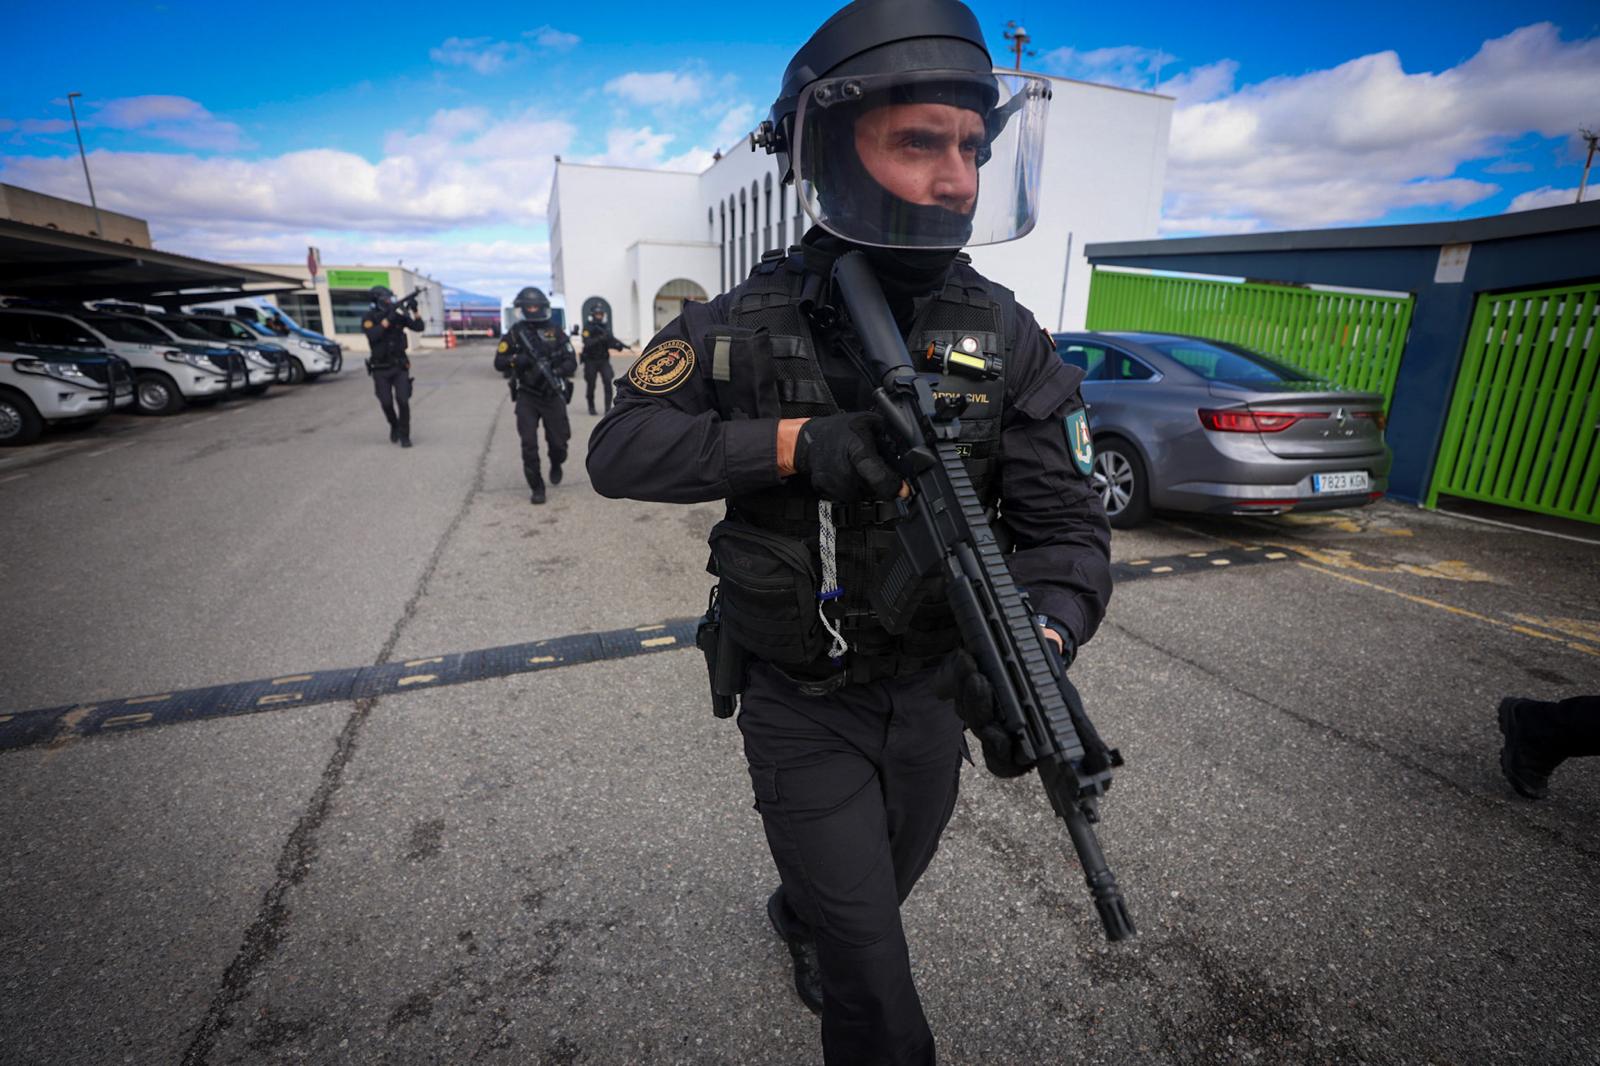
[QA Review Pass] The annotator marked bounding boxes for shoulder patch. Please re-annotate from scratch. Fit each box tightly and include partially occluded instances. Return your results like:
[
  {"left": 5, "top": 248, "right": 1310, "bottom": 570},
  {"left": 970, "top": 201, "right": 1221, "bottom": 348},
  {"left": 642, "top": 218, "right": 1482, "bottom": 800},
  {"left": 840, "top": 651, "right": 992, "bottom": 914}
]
[
  {"left": 1065, "top": 408, "right": 1094, "bottom": 476},
  {"left": 627, "top": 339, "right": 696, "bottom": 395},
  {"left": 497, "top": 341, "right": 509, "bottom": 353},
  {"left": 363, "top": 320, "right": 374, "bottom": 329}
]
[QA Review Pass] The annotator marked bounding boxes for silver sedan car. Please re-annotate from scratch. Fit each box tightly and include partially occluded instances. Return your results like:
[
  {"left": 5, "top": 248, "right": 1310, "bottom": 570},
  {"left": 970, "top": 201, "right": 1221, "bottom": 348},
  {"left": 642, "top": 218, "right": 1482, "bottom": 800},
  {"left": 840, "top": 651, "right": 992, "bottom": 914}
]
[{"left": 1051, "top": 331, "right": 1392, "bottom": 528}]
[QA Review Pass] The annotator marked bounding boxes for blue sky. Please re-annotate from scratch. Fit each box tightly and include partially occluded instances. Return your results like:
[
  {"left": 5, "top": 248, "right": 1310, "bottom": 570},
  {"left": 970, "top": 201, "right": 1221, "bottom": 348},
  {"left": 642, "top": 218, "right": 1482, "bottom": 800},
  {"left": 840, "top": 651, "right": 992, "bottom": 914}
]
[{"left": 4, "top": 0, "right": 1598, "bottom": 299}]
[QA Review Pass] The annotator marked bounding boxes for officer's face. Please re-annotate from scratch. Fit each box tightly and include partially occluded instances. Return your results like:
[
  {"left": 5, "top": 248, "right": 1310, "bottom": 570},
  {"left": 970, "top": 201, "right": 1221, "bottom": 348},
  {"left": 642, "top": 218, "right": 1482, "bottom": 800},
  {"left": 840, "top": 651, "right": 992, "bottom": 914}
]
[{"left": 854, "top": 103, "right": 982, "bottom": 215}]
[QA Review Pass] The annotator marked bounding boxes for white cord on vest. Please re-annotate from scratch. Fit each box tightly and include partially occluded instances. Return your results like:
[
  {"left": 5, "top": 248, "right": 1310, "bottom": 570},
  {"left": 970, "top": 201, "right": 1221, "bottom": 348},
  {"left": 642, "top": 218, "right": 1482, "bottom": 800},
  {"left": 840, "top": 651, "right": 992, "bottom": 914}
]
[{"left": 816, "top": 501, "right": 849, "bottom": 660}]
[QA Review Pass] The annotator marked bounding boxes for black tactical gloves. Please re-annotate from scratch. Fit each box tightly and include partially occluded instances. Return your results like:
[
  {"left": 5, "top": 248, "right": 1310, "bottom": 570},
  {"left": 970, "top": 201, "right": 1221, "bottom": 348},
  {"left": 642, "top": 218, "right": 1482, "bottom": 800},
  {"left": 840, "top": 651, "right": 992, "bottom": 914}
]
[
  {"left": 792, "top": 412, "right": 902, "bottom": 502},
  {"left": 935, "top": 650, "right": 1033, "bottom": 778}
]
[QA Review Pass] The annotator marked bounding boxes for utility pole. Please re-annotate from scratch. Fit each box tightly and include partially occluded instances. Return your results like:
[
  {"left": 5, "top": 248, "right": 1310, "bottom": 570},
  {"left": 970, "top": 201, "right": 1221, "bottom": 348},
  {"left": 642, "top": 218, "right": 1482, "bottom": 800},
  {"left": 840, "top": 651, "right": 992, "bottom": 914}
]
[
  {"left": 1579, "top": 128, "right": 1598, "bottom": 205},
  {"left": 1003, "top": 21, "right": 1036, "bottom": 71},
  {"left": 65, "top": 92, "right": 104, "bottom": 239}
]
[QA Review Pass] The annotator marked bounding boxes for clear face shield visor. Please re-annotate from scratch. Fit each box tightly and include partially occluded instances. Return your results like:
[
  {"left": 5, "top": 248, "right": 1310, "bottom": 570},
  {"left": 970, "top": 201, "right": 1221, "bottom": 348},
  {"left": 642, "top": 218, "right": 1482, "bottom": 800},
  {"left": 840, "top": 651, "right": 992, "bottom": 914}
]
[{"left": 791, "top": 69, "right": 1051, "bottom": 250}]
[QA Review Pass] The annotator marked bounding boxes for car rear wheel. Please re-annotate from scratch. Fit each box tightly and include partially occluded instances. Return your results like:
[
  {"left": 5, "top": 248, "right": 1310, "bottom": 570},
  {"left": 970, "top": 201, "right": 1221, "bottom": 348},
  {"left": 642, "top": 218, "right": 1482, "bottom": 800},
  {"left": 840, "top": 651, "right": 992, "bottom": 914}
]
[
  {"left": 286, "top": 357, "right": 307, "bottom": 384},
  {"left": 1093, "top": 438, "right": 1152, "bottom": 528},
  {"left": 0, "top": 390, "right": 44, "bottom": 446},
  {"left": 136, "top": 372, "right": 185, "bottom": 416}
]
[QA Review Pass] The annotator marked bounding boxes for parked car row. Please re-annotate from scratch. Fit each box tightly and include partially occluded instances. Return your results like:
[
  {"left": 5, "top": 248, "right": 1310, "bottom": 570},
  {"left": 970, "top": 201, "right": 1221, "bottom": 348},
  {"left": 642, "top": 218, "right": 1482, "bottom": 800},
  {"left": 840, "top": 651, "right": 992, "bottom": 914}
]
[
  {"left": 1051, "top": 331, "right": 1393, "bottom": 528},
  {"left": 0, "top": 299, "right": 343, "bottom": 445}
]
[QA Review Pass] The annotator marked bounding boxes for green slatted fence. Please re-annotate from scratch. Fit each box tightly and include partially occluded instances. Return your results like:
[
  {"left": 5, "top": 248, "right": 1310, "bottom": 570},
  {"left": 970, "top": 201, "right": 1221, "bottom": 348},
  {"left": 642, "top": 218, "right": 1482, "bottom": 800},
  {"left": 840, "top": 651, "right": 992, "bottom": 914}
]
[
  {"left": 1427, "top": 282, "right": 1600, "bottom": 524},
  {"left": 1085, "top": 269, "right": 1414, "bottom": 405}
]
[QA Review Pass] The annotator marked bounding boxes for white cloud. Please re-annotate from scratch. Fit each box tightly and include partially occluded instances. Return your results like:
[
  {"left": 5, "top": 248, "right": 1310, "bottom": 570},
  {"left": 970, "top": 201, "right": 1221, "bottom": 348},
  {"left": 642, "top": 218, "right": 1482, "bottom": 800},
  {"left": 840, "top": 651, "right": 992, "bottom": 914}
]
[
  {"left": 1507, "top": 185, "right": 1597, "bottom": 211},
  {"left": 91, "top": 95, "right": 246, "bottom": 151},
  {"left": 709, "top": 103, "right": 757, "bottom": 153},
  {"left": 1156, "top": 22, "right": 1600, "bottom": 234},
  {"left": 1, "top": 106, "right": 575, "bottom": 233},
  {"left": 604, "top": 71, "right": 706, "bottom": 108},
  {"left": 429, "top": 36, "right": 527, "bottom": 75},
  {"left": 526, "top": 26, "right": 580, "bottom": 51},
  {"left": 1041, "top": 45, "right": 1176, "bottom": 92}
]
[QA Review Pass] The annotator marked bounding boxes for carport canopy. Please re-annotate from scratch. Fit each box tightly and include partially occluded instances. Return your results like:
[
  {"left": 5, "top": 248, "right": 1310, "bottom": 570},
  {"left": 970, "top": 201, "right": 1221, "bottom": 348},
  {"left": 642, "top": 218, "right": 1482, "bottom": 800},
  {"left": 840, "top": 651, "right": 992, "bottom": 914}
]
[{"left": 0, "top": 217, "right": 300, "bottom": 307}]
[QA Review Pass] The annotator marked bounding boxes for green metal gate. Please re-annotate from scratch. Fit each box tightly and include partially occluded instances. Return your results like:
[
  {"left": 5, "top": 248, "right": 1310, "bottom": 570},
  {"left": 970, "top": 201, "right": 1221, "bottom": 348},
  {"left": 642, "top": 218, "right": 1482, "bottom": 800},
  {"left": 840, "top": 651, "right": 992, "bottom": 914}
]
[
  {"left": 1085, "top": 269, "right": 1414, "bottom": 404},
  {"left": 1427, "top": 282, "right": 1600, "bottom": 523}
]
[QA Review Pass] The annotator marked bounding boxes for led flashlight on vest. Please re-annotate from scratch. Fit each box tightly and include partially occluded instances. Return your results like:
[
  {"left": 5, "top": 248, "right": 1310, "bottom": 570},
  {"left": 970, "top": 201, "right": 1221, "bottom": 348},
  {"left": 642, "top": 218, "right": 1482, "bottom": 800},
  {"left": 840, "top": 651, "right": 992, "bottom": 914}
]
[{"left": 925, "top": 337, "right": 1003, "bottom": 380}]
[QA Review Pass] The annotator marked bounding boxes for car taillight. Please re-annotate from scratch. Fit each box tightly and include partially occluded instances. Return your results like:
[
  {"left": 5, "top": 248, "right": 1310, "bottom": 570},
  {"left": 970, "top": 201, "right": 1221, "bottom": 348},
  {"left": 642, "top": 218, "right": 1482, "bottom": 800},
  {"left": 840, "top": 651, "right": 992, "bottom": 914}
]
[
  {"left": 1353, "top": 410, "right": 1388, "bottom": 430},
  {"left": 1198, "top": 409, "right": 1328, "bottom": 433}
]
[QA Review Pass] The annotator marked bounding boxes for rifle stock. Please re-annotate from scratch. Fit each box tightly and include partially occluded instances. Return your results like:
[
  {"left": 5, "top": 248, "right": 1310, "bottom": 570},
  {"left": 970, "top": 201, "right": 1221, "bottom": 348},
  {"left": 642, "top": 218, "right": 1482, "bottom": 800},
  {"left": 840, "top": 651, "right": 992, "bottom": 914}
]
[{"left": 832, "top": 250, "right": 1134, "bottom": 942}]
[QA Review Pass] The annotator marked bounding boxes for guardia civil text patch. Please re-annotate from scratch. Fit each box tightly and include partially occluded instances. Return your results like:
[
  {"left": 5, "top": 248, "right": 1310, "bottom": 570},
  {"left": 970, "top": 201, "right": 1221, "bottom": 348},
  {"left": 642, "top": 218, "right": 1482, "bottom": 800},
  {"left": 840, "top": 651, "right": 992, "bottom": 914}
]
[
  {"left": 1066, "top": 408, "right": 1094, "bottom": 475},
  {"left": 627, "top": 340, "right": 696, "bottom": 395}
]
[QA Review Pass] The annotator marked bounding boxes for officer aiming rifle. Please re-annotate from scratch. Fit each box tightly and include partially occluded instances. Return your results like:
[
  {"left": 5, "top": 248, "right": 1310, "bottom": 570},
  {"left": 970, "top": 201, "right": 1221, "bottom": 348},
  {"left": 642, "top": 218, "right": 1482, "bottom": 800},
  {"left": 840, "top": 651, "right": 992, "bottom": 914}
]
[
  {"left": 362, "top": 285, "right": 424, "bottom": 446},
  {"left": 494, "top": 286, "right": 576, "bottom": 504}
]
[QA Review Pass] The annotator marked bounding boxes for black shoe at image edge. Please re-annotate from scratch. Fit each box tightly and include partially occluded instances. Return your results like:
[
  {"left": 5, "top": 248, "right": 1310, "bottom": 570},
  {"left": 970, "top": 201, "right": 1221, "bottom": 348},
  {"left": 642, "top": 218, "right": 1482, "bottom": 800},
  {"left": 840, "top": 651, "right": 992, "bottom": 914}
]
[
  {"left": 1498, "top": 697, "right": 1552, "bottom": 800},
  {"left": 550, "top": 461, "right": 563, "bottom": 485},
  {"left": 767, "top": 892, "right": 824, "bottom": 1017}
]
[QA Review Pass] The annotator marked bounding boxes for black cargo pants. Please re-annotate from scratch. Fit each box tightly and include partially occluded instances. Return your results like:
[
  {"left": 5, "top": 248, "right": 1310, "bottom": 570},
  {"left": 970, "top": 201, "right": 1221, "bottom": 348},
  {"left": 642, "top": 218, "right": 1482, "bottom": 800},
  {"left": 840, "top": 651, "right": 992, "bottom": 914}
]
[
  {"left": 372, "top": 365, "right": 411, "bottom": 437},
  {"left": 582, "top": 356, "right": 614, "bottom": 413},
  {"left": 738, "top": 660, "right": 965, "bottom": 1066},
  {"left": 514, "top": 386, "right": 570, "bottom": 491},
  {"left": 1520, "top": 694, "right": 1600, "bottom": 763}
]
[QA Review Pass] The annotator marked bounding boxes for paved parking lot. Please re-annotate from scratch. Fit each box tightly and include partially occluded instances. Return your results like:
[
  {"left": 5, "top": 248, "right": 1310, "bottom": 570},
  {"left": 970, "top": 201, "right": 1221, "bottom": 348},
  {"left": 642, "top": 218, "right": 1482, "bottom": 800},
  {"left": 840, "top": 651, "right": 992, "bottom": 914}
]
[{"left": 2, "top": 342, "right": 1597, "bottom": 1065}]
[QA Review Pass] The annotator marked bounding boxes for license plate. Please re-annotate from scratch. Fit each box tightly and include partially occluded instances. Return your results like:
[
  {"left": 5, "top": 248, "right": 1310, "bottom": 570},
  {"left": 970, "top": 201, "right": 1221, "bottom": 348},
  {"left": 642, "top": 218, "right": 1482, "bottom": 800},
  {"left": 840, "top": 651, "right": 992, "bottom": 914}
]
[{"left": 1312, "top": 471, "right": 1370, "bottom": 494}]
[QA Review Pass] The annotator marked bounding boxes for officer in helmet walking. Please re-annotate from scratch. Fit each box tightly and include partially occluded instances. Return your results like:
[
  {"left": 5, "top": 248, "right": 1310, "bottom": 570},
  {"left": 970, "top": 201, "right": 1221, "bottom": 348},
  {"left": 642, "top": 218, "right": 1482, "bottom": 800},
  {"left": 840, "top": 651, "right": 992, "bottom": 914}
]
[
  {"left": 363, "top": 285, "right": 422, "bottom": 447},
  {"left": 588, "top": 1, "right": 1111, "bottom": 1061},
  {"left": 579, "top": 306, "right": 626, "bottom": 415},
  {"left": 494, "top": 286, "right": 576, "bottom": 504}
]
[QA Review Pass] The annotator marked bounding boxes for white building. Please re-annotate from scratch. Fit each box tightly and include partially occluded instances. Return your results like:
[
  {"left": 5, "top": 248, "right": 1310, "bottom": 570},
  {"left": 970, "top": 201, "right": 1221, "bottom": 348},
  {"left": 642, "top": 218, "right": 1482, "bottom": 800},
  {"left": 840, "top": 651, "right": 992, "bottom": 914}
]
[
  {"left": 550, "top": 75, "right": 1172, "bottom": 345},
  {"left": 230, "top": 262, "right": 447, "bottom": 348}
]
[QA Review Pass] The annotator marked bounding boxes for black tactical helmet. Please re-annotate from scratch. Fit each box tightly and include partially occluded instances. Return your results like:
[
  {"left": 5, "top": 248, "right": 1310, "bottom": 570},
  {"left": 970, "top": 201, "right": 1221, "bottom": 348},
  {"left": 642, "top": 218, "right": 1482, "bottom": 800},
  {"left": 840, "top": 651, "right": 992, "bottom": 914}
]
[
  {"left": 369, "top": 285, "right": 395, "bottom": 305},
  {"left": 514, "top": 286, "right": 551, "bottom": 322},
  {"left": 756, "top": 0, "right": 993, "bottom": 185}
]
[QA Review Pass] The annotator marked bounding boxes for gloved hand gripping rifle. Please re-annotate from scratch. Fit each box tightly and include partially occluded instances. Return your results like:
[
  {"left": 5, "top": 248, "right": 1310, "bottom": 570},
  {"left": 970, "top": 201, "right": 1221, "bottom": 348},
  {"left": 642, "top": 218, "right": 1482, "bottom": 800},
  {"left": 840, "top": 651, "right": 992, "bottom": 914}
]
[
  {"left": 829, "top": 250, "right": 1135, "bottom": 942},
  {"left": 512, "top": 330, "right": 572, "bottom": 402}
]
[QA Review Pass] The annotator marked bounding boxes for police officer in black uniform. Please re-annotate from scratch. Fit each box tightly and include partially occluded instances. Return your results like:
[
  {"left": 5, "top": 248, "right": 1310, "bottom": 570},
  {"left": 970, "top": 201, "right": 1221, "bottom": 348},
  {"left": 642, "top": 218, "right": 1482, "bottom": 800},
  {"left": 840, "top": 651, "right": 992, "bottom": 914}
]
[
  {"left": 579, "top": 307, "right": 626, "bottom": 415},
  {"left": 588, "top": 2, "right": 1110, "bottom": 1061},
  {"left": 494, "top": 286, "right": 576, "bottom": 504},
  {"left": 363, "top": 285, "right": 422, "bottom": 447}
]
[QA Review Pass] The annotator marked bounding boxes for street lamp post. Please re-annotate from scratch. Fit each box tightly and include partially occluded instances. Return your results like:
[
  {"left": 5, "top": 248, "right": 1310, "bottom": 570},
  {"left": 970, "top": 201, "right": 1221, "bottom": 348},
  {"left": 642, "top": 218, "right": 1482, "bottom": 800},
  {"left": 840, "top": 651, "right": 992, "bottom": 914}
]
[
  {"left": 1579, "top": 128, "right": 1598, "bottom": 206},
  {"left": 65, "top": 92, "right": 104, "bottom": 238}
]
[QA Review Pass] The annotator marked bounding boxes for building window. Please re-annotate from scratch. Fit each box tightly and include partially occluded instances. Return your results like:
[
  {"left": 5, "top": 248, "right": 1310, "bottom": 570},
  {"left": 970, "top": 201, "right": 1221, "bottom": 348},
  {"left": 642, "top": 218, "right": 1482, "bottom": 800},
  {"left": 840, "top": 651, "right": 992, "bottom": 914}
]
[
  {"left": 778, "top": 181, "right": 788, "bottom": 250},
  {"left": 751, "top": 181, "right": 761, "bottom": 265},
  {"left": 739, "top": 189, "right": 748, "bottom": 278},
  {"left": 763, "top": 174, "right": 774, "bottom": 253},
  {"left": 719, "top": 203, "right": 727, "bottom": 292}
]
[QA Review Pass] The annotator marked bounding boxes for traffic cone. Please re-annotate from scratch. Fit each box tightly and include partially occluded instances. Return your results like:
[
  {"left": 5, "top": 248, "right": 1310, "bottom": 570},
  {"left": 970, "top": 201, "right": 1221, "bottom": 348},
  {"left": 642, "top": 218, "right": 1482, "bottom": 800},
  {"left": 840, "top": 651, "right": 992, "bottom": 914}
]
[{"left": 445, "top": 330, "right": 457, "bottom": 349}]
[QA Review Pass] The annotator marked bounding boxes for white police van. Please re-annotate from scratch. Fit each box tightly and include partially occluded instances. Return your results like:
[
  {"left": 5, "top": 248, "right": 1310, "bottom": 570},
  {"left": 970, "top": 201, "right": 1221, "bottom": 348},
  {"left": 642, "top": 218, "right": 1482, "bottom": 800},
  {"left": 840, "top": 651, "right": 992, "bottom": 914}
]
[
  {"left": 0, "top": 305, "right": 240, "bottom": 416},
  {"left": 196, "top": 303, "right": 343, "bottom": 383},
  {"left": 0, "top": 341, "right": 134, "bottom": 445}
]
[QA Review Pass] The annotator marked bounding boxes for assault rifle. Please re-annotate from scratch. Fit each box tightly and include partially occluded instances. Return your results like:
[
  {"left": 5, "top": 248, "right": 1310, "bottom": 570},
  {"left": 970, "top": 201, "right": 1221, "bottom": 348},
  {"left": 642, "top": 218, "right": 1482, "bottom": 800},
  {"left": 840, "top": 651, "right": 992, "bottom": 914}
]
[
  {"left": 830, "top": 250, "right": 1135, "bottom": 942},
  {"left": 510, "top": 327, "right": 574, "bottom": 404}
]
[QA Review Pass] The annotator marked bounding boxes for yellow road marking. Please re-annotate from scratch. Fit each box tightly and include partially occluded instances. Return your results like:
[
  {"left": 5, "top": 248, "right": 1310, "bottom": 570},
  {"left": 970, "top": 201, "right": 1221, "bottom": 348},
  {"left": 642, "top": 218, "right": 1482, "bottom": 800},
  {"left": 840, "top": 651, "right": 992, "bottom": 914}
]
[
  {"left": 127, "top": 694, "right": 171, "bottom": 705},
  {"left": 641, "top": 636, "right": 677, "bottom": 648},
  {"left": 1210, "top": 558, "right": 1232, "bottom": 566},
  {"left": 102, "top": 713, "right": 153, "bottom": 729},
  {"left": 404, "top": 656, "right": 444, "bottom": 668},
  {"left": 529, "top": 655, "right": 557, "bottom": 664},
  {"left": 258, "top": 693, "right": 303, "bottom": 706},
  {"left": 1296, "top": 563, "right": 1600, "bottom": 658},
  {"left": 1152, "top": 566, "right": 1174, "bottom": 574},
  {"left": 1265, "top": 552, "right": 1288, "bottom": 560},
  {"left": 636, "top": 624, "right": 667, "bottom": 632},
  {"left": 272, "top": 674, "right": 313, "bottom": 685},
  {"left": 1128, "top": 559, "right": 1151, "bottom": 566},
  {"left": 1186, "top": 551, "right": 1208, "bottom": 558},
  {"left": 0, "top": 715, "right": 11, "bottom": 724},
  {"left": 397, "top": 674, "right": 438, "bottom": 686},
  {"left": 1510, "top": 614, "right": 1600, "bottom": 644}
]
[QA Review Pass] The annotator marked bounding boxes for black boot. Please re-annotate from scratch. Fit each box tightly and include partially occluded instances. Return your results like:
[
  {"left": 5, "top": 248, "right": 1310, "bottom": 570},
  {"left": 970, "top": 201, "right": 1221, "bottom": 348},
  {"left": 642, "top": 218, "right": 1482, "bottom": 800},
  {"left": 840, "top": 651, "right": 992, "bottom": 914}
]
[
  {"left": 529, "top": 482, "right": 547, "bottom": 505},
  {"left": 400, "top": 435, "right": 412, "bottom": 448},
  {"left": 1499, "top": 697, "right": 1560, "bottom": 799},
  {"left": 550, "top": 459, "right": 563, "bottom": 485},
  {"left": 588, "top": 404, "right": 598, "bottom": 416},
  {"left": 767, "top": 891, "right": 823, "bottom": 1016},
  {"left": 389, "top": 422, "right": 400, "bottom": 443}
]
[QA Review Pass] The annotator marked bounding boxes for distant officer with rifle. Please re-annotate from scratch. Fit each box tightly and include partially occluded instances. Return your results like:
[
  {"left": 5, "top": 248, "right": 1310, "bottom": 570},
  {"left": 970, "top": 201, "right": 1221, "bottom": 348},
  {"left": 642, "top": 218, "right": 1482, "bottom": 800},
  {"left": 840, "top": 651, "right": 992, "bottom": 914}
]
[
  {"left": 578, "top": 305, "right": 626, "bottom": 415},
  {"left": 363, "top": 285, "right": 423, "bottom": 447},
  {"left": 494, "top": 286, "right": 575, "bottom": 504},
  {"left": 588, "top": 1, "right": 1126, "bottom": 1060}
]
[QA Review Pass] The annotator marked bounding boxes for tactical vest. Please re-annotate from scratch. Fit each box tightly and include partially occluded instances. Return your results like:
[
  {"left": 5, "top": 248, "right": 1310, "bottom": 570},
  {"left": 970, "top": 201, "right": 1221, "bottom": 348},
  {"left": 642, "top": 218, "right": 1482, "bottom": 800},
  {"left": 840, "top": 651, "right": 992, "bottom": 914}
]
[
  {"left": 511, "top": 322, "right": 564, "bottom": 394},
  {"left": 706, "top": 249, "right": 1015, "bottom": 683}
]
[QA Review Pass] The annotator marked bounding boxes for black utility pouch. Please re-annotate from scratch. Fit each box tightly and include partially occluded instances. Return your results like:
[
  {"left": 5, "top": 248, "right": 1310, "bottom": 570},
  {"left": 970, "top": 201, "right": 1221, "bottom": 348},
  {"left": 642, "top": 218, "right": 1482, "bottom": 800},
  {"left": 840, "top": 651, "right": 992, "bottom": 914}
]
[
  {"left": 695, "top": 587, "right": 746, "bottom": 719},
  {"left": 707, "top": 520, "right": 826, "bottom": 666}
]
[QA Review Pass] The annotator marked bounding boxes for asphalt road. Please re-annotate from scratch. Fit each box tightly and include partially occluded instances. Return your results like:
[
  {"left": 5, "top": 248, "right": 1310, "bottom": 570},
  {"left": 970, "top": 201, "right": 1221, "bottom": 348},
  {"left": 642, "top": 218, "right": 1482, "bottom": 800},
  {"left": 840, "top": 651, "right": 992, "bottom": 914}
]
[{"left": 1, "top": 342, "right": 1596, "bottom": 1065}]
